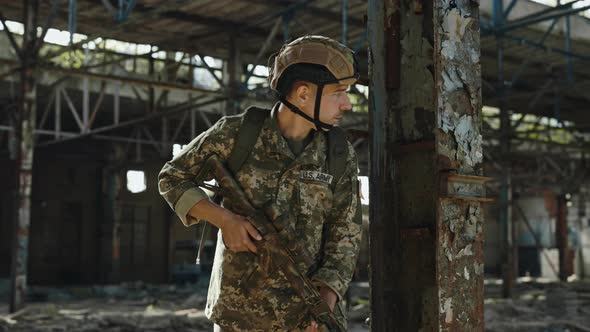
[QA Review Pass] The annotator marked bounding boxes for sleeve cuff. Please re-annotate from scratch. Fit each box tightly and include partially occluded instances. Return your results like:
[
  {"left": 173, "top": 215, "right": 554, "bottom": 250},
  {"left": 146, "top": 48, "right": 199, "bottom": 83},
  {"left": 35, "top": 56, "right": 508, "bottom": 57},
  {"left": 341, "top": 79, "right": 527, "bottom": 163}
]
[
  {"left": 174, "top": 187, "right": 210, "bottom": 226},
  {"left": 311, "top": 268, "right": 347, "bottom": 301}
]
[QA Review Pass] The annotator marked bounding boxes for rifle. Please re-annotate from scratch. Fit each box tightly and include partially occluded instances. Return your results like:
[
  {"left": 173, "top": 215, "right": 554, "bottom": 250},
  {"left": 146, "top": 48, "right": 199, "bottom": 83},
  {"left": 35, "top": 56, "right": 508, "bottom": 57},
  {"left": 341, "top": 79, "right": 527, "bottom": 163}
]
[{"left": 198, "top": 154, "right": 346, "bottom": 332}]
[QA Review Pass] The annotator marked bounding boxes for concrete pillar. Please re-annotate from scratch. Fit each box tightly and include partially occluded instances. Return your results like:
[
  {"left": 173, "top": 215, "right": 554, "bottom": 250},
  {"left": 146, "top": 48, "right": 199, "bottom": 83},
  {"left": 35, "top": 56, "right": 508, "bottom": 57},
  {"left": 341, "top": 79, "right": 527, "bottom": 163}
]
[
  {"left": 10, "top": 0, "right": 38, "bottom": 313},
  {"left": 368, "top": 1, "right": 486, "bottom": 330}
]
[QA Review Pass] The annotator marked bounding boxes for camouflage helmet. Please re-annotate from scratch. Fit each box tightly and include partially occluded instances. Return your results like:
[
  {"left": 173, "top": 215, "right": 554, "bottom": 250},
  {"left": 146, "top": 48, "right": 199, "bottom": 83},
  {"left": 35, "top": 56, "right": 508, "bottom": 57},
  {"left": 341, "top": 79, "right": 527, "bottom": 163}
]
[
  {"left": 269, "top": 35, "right": 359, "bottom": 131},
  {"left": 269, "top": 35, "right": 359, "bottom": 94}
]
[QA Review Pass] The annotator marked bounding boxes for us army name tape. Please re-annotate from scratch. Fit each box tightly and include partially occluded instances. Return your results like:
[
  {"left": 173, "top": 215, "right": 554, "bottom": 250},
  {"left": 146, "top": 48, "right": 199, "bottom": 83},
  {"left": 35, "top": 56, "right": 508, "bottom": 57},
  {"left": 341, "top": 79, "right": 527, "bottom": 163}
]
[{"left": 300, "top": 170, "right": 333, "bottom": 185}]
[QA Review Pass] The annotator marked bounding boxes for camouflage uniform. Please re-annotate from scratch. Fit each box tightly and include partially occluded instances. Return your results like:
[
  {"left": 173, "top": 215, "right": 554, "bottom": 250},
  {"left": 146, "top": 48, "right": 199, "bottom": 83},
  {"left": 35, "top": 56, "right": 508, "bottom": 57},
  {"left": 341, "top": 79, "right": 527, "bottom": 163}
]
[{"left": 158, "top": 104, "right": 362, "bottom": 331}]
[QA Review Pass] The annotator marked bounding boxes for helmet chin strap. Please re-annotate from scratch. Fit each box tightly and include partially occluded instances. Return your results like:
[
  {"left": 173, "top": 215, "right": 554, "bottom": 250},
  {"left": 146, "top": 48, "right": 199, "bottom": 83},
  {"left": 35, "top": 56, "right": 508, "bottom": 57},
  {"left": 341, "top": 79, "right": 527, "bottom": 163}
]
[{"left": 278, "top": 84, "right": 333, "bottom": 131}]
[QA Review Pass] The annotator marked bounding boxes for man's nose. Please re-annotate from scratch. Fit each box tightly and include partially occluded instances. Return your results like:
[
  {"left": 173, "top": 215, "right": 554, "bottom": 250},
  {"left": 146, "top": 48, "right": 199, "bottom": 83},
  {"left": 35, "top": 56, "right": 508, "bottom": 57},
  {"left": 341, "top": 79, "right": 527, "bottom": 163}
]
[{"left": 342, "top": 95, "right": 353, "bottom": 111}]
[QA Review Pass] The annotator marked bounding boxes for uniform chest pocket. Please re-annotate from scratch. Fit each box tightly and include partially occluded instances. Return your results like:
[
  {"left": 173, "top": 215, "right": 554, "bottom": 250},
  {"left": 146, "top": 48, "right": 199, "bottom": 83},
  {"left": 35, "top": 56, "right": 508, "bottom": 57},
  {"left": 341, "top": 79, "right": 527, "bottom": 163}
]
[{"left": 297, "top": 181, "right": 334, "bottom": 217}]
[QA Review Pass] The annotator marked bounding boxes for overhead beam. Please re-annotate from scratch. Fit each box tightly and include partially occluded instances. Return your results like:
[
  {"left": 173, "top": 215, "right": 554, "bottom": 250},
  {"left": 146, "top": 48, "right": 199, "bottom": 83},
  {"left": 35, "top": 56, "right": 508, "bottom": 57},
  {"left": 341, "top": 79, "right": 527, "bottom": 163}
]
[
  {"left": 160, "top": 11, "right": 279, "bottom": 41},
  {"left": 42, "top": 0, "right": 187, "bottom": 60},
  {"left": 36, "top": 96, "right": 226, "bottom": 147},
  {"left": 501, "top": 3, "right": 589, "bottom": 34},
  {"left": 242, "top": 0, "right": 365, "bottom": 28},
  {"left": 0, "top": 58, "right": 223, "bottom": 95}
]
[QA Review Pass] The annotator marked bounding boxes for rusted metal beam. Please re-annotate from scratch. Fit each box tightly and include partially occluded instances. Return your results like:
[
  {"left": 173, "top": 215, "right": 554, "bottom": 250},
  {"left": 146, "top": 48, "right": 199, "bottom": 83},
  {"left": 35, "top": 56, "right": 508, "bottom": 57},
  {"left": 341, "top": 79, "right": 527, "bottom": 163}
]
[
  {"left": 368, "top": 0, "right": 400, "bottom": 329},
  {"left": 556, "top": 194, "right": 570, "bottom": 281},
  {"left": 369, "top": 0, "right": 484, "bottom": 330}
]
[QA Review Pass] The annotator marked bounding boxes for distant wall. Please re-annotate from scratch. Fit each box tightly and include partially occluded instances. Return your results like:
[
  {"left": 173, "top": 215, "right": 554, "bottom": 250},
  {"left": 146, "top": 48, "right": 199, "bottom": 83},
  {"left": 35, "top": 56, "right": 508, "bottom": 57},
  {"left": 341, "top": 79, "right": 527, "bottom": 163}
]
[{"left": 484, "top": 191, "right": 590, "bottom": 280}]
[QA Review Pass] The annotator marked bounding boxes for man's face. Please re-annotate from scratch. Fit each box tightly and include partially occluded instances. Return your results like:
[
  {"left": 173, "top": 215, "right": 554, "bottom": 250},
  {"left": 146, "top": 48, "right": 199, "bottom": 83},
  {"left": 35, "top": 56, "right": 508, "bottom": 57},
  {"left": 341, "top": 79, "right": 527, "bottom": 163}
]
[{"left": 315, "top": 83, "right": 353, "bottom": 125}]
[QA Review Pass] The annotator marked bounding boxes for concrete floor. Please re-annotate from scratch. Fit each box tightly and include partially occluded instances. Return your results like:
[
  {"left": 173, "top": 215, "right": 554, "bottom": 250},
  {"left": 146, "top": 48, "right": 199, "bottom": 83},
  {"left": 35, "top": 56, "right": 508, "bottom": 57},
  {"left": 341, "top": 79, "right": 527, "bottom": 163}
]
[{"left": 2, "top": 280, "right": 590, "bottom": 331}]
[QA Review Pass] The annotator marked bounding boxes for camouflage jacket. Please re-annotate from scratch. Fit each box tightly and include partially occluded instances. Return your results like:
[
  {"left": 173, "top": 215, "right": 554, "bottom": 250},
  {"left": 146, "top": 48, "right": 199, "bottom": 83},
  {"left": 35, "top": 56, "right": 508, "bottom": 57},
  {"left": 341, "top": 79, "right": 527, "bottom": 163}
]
[{"left": 158, "top": 105, "right": 362, "bottom": 331}]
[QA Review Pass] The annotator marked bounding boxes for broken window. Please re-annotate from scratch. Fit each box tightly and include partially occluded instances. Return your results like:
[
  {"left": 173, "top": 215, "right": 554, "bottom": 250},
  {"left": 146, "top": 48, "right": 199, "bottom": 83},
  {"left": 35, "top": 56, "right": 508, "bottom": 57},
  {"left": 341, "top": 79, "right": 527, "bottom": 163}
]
[{"left": 126, "top": 170, "right": 146, "bottom": 193}]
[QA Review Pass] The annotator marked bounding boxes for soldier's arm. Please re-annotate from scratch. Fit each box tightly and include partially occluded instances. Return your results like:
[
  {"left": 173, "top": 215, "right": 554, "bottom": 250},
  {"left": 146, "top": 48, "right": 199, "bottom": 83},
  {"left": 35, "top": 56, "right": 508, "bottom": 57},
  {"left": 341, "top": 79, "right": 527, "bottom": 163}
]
[
  {"left": 158, "top": 116, "right": 262, "bottom": 252},
  {"left": 310, "top": 143, "right": 362, "bottom": 301},
  {"left": 158, "top": 117, "right": 239, "bottom": 226}
]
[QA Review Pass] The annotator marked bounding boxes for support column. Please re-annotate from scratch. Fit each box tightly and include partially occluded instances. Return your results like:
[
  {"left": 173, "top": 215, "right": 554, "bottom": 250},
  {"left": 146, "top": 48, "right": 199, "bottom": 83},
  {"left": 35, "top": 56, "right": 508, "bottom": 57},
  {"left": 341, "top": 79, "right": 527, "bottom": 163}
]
[
  {"left": 225, "top": 32, "right": 242, "bottom": 115},
  {"left": 99, "top": 148, "right": 124, "bottom": 283},
  {"left": 368, "top": 1, "right": 485, "bottom": 330},
  {"left": 556, "top": 194, "right": 569, "bottom": 281},
  {"left": 10, "top": 0, "right": 39, "bottom": 313},
  {"left": 494, "top": 0, "right": 515, "bottom": 299}
]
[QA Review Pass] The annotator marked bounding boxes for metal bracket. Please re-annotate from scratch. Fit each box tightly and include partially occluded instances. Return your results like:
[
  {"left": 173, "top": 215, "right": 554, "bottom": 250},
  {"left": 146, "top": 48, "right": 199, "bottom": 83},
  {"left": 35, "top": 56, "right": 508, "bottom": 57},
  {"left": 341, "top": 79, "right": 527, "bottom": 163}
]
[{"left": 440, "top": 173, "right": 494, "bottom": 202}]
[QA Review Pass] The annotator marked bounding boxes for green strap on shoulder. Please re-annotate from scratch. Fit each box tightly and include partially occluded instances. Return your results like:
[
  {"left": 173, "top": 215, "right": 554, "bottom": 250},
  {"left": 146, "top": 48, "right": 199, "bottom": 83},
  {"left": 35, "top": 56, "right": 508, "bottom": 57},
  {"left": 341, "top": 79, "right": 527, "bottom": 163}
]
[
  {"left": 196, "top": 107, "right": 269, "bottom": 266},
  {"left": 327, "top": 127, "right": 362, "bottom": 226},
  {"left": 227, "top": 106, "right": 271, "bottom": 175},
  {"left": 326, "top": 126, "right": 348, "bottom": 191}
]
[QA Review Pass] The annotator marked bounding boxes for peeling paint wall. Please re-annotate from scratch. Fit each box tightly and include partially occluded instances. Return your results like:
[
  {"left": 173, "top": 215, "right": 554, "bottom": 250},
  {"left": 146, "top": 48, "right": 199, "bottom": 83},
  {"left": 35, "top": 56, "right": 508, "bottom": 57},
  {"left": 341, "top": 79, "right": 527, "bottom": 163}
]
[
  {"left": 437, "top": 200, "right": 485, "bottom": 330},
  {"left": 436, "top": 2, "right": 483, "bottom": 175},
  {"left": 435, "top": 0, "right": 485, "bottom": 331}
]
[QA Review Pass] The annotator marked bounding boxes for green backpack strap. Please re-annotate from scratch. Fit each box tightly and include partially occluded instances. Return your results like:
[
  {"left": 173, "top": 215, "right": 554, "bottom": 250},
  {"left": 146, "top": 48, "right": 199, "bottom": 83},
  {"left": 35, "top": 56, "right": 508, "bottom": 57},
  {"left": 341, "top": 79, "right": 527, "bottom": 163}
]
[
  {"left": 327, "top": 127, "right": 363, "bottom": 226},
  {"left": 196, "top": 106, "right": 269, "bottom": 265},
  {"left": 227, "top": 106, "right": 271, "bottom": 175},
  {"left": 326, "top": 126, "right": 348, "bottom": 191}
]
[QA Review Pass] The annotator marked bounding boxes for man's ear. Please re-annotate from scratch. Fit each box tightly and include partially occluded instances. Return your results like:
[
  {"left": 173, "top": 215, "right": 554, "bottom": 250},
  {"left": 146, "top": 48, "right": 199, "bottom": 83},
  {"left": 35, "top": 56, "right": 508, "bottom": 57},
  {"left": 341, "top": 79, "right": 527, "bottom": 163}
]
[{"left": 294, "top": 82, "right": 313, "bottom": 106}]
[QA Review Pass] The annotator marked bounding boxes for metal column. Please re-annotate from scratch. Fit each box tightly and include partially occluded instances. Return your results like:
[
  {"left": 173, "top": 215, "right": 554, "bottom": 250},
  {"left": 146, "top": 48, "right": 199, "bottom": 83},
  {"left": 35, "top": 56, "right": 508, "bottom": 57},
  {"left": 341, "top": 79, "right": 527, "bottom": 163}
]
[
  {"left": 225, "top": 31, "right": 242, "bottom": 115},
  {"left": 9, "top": 0, "right": 39, "bottom": 313},
  {"left": 556, "top": 194, "right": 570, "bottom": 281},
  {"left": 368, "top": 1, "right": 485, "bottom": 330},
  {"left": 367, "top": 0, "right": 399, "bottom": 329},
  {"left": 493, "top": 0, "right": 515, "bottom": 299}
]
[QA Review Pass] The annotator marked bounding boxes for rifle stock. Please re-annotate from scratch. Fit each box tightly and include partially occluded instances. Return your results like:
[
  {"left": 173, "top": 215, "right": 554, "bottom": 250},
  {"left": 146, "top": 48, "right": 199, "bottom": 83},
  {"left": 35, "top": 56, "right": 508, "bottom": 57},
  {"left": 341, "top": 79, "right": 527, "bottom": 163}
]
[{"left": 201, "top": 154, "right": 346, "bottom": 332}]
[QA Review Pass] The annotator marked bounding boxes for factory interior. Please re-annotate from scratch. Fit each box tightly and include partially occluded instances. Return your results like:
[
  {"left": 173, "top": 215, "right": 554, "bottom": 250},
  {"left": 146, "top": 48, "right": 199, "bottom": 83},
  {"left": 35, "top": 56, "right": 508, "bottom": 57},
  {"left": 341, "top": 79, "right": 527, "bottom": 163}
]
[{"left": 1, "top": 0, "right": 590, "bottom": 331}]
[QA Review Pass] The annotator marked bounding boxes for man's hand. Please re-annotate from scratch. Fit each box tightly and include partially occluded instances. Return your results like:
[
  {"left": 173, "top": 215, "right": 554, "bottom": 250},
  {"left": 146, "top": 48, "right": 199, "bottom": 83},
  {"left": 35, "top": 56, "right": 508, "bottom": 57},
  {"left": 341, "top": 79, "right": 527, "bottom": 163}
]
[
  {"left": 319, "top": 286, "right": 338, "bottom": 312},
  {"left": 219, "top": 210, "right": 262, "bottom": 253},
  {"left": 188, "top": 200, "right": 262, "bottom": 253},
  {"left": 305, "top": 321, "right": 320, "bottom": 332},
  {"left": 305, "top": 286, "right": 338, "bottom": 331}
]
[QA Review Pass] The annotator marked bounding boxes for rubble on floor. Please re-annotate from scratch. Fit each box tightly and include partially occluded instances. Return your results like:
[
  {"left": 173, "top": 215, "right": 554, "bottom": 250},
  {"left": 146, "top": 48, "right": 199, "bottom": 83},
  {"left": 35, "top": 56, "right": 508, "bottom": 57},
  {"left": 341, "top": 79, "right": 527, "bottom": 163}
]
[
  {"left": 0, "top": 281, "right": 372, "bottom": 332},
  {"left": 345, "top": 280, "right": 590, "bottom": 332},
  {"left": 0, "top": 281, "right": 211, "bottom": 332},
  {"left": 2, "top": 279, "right": 589, "bottom": 331},
  {"left": 485, "top": 279, "right": 590, "bottom": 332}
]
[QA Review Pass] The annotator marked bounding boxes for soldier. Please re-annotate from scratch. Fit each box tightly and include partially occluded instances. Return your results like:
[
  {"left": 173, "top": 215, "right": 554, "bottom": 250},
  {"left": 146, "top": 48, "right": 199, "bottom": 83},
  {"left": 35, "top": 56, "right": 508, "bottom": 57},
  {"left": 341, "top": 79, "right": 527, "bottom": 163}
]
[{"left": 158, "top": 35, "right": 362, "bottom": 331}]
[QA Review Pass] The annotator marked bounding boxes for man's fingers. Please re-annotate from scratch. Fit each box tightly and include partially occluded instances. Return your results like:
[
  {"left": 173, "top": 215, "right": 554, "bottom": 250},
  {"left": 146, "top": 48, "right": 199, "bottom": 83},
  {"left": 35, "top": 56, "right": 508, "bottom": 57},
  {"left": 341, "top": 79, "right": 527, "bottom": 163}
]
[
  {"left": 243, "top": 237, "right": 258, "bottom": 253},
  {"left": 305, "top": 321, "right": 319, "bottom": 332},
  {"left": 243, "top": 221, "right": 262, "bottom": 240},
  {"left": 240, "top": 226, "right": 258, "bottom": 253}
]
